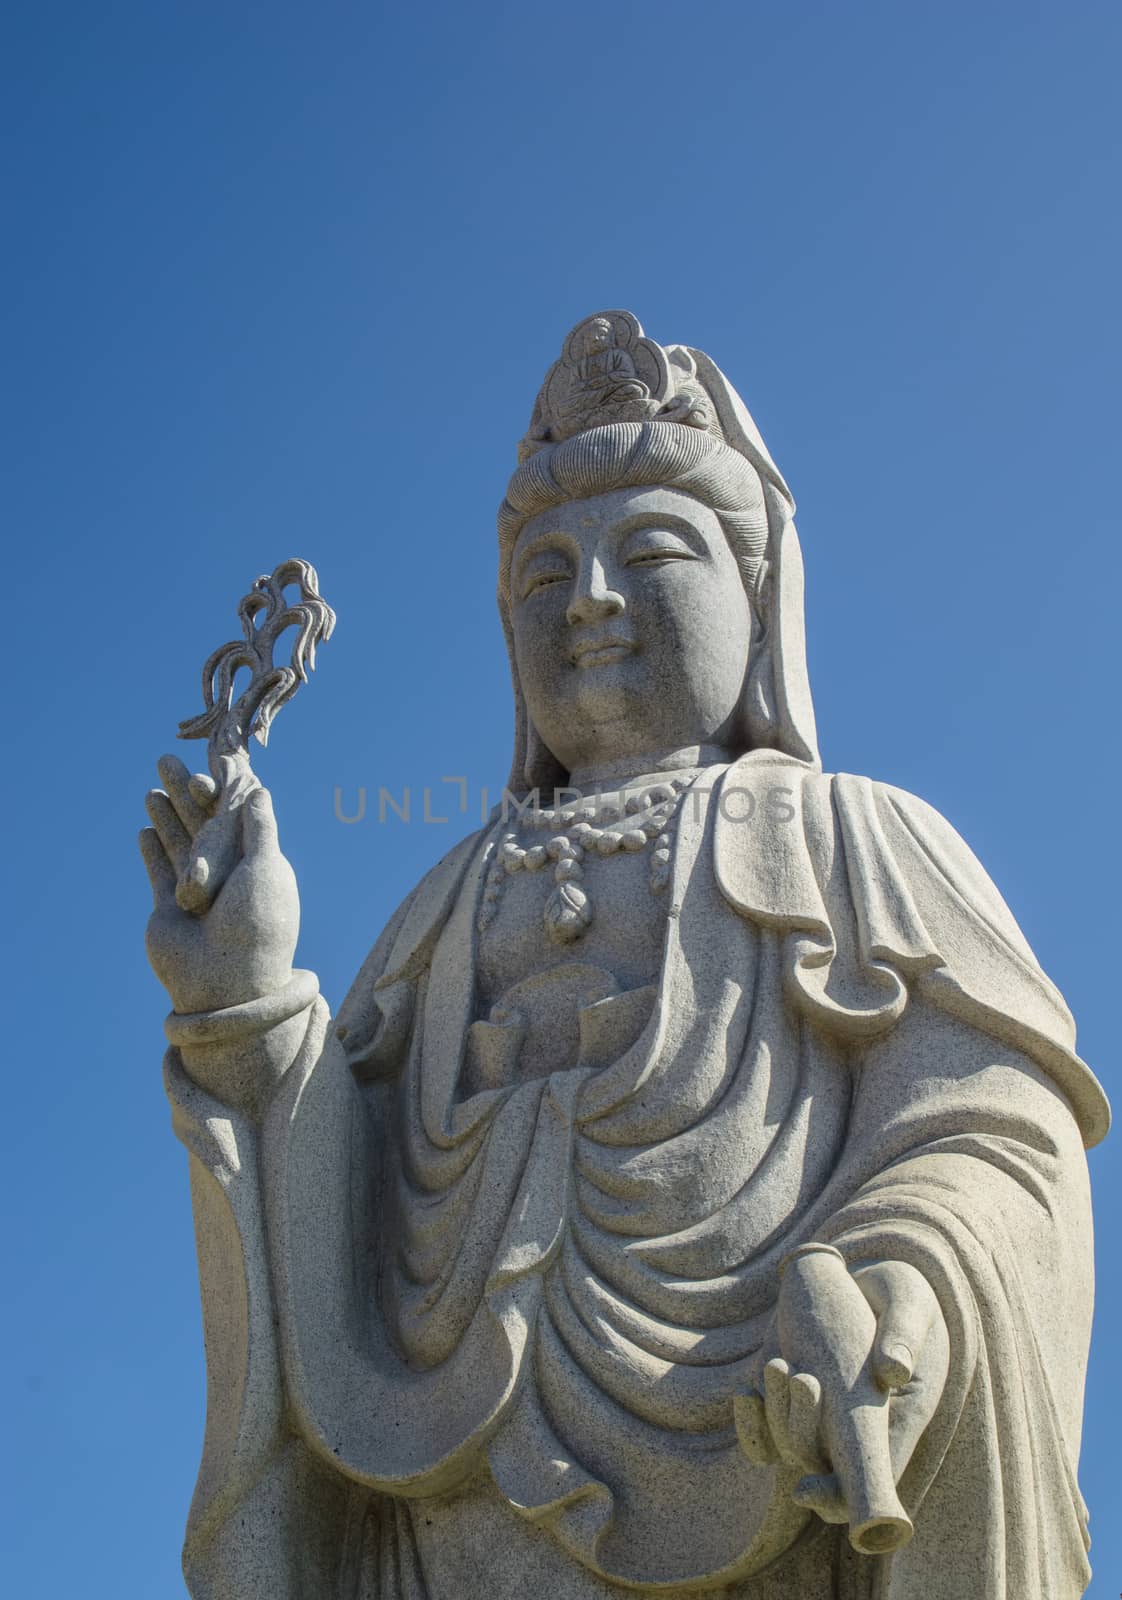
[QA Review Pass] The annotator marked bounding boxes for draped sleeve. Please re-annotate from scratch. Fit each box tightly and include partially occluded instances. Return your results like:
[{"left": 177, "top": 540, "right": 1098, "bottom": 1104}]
[
  {"left": 715, "top": 755, "right": 1107, "bottom": 1598},
  {"left": 164, "top": 828, "right": 485, "bottom": 1597}
]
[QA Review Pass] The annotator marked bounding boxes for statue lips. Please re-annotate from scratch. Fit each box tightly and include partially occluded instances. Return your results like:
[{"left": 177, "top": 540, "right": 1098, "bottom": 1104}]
[{"left": 570, "top": 633, "right": 636, "bottom": 669}]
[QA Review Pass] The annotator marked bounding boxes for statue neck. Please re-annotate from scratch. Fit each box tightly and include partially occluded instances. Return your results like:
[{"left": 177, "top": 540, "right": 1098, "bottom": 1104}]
[{"left": 566, "top": 743, "right": 732, "bottom": 794}]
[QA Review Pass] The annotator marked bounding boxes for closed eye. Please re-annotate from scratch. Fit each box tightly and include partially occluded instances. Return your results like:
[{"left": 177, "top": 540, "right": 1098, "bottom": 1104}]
[
  {"left": 621, "top": 526, "right": 701, "bottom": 567},
  {"left": 626, "top": 549, "right": 696, "bottom": 566},
  {"left": 522, "top": 569, "right": 571, "bottom": 598}
]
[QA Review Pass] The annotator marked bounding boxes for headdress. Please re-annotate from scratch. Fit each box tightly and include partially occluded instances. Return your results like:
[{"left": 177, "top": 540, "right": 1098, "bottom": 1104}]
[{"left": 499, "top": 312, "right": 820, "bottom": 788}]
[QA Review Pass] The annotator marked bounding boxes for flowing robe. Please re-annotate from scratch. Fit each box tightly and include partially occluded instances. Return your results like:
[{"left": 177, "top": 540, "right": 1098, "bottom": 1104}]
[{"left": 166, "top": 753, "right": 1108, "bottom": 1599}]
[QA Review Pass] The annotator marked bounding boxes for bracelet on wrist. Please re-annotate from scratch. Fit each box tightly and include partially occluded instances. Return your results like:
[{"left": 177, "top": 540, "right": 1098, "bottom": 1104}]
[
  {"left": 165, "top": 969, "right": 320, "bottom": 1047},
  {"left": 778, "top": 1240, "right": 849, "bottom": 1278}
]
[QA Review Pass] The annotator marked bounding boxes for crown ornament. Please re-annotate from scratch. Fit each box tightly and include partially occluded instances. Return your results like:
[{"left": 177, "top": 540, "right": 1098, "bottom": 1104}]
[{"left": 518, "top": 310, "right": 716, "bottom": 462}]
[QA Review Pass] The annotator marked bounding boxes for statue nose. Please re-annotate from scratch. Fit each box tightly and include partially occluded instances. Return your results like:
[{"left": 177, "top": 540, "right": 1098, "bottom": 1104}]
[{"left": 567, "top": 561, "right": 625, "bottom": 624}]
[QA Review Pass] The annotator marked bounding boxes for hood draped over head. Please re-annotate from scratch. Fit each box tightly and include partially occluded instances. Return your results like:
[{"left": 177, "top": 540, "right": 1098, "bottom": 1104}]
[{"left": 498, "top": 312, "right": 820, "bottom": 792}]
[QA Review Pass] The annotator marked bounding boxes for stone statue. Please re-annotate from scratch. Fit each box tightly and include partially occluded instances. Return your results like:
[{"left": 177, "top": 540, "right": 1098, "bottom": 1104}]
[{"left": 141, "top": 312, "right": 1109, "bottom": 1599}]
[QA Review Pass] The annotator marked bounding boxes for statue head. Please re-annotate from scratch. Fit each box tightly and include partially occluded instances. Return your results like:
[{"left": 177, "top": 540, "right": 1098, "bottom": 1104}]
[
  {"left": 498, "top": 314, "right": 820, "bottom": 791},
  {"left": 578, "top": 316, "right": 615, "bottom": 355}
]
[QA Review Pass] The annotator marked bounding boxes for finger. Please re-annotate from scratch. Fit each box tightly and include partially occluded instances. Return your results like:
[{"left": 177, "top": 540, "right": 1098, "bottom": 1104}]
[
  {"left": 157, "top": 754, "right": 210, "bottom": 837},
  {"left": 188, "top": 772, "right": 219, "bottom": 809},
  {"left": 176, "top": 806, "right": 241, "bottom": 914},
  {"left": 857, "top": 1263, "right": 939, "bottom": 1390},
  {"left": 876, "top": 1344, "right": 917, "bottom": 1391},
  {"left": 138, "top": 827, "right": 176, "bottom": 907},
  {"left": 145, "top": 790, "right": 191, "bottom": 875},
  {"left": 886, "top": 1311, "right": 951, "bottom": 1482},
  {"left": 176, "top": 857, "right": 211, "bottom": 914},
  {"left": 786, "top": 1371, "right": 828, "bottom": 1473},
  {"left": 746, "top": 1337, "right": 776, "bottom": 1396},
  {"left": 241, "top": 787, "right": 279, "bottom": 859},
  {"left": 763, "top": 1358, "right": 798, "bottom": 1465},
  {"left": 733, "top": 1390, "right": 779, "bottom": 1465},
  {"left": 793, "top": 1472, "right": 849, "bottom": 1525}
]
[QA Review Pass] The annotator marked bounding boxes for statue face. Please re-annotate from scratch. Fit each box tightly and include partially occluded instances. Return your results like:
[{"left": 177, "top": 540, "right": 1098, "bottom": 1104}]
[{"left": 510, "top": 486, "right": 754, "bottom": 776}]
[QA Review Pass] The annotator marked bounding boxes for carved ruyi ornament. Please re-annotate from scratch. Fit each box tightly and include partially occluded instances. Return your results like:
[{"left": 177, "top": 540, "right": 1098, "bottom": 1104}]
[
  {"left": 518, "top": 309, "right": 714, "bottom": 461},
  {"left": 178, "top": 557, "right": 335, "bottom": 761}
]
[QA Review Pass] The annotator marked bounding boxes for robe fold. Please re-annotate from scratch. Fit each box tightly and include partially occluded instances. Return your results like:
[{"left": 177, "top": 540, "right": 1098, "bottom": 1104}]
[{"left": 166, "top": 753, "right": 1107, "bottom": 1599}]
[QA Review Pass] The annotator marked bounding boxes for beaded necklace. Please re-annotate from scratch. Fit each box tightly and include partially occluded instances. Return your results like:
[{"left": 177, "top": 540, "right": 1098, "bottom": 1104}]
[{"left": 478, "top": 774, "right": 697, "bottom": 945}]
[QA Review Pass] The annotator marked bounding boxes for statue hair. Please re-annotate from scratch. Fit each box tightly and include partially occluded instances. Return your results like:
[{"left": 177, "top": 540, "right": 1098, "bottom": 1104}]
[{"left": 497, "top": 421, "right": 770, "bottom": 611}]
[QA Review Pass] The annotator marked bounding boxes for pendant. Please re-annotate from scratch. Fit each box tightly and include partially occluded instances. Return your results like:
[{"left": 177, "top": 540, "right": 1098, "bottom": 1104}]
[{"left": 476, "top": 777, "right": 692, "bottom": 941}]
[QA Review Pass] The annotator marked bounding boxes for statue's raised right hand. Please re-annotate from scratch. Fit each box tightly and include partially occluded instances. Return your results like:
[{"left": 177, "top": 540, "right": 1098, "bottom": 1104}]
[{"left": 140, "top": 752, "right": 299, "bottom": 1017}]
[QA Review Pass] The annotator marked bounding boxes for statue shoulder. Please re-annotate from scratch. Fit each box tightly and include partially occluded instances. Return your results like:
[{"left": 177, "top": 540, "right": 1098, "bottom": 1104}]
[
  {"left": 832, "top": 772, "right": 1109, "bottom": 1145},
  {"left": 716, "top": 760, "right": 1039, "bottom": 968},
  {"left": 717, "top": 759, "right": 1107, "bottom": 1144},
  {"left": 715, "top": 759, "right": 1032, "bottom": 960},
  {"left": 844, "top": 775, "right": 1039, "bottom": 966}
]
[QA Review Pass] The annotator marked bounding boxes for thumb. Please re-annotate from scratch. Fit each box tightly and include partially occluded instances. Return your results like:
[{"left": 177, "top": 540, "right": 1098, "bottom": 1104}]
[
  {"left": 176, "top": 798, "right": 243, "bottom": 913},
  {"left": 241, "top": 786, "right": 280, "bottom": 859},
  {"left": 855, "top": 1261, "right": 938, "bottom": 1390}
]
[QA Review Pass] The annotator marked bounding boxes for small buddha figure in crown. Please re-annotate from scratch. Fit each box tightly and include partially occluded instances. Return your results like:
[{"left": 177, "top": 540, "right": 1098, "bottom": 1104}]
[{"left": 568, "top": 313, "right": 648, "bottom": 403}]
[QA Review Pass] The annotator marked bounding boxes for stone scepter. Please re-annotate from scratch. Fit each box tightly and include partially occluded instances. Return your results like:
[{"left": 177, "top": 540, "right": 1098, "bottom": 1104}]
[
  {"left": 178, "top": 556, "right": 335, "bottom": 762},
  {"left": 141, "top": 558, "right": 333, "bottom": 1114},
  {"left": 170, "top": 556, "right": 334, "bottom": 912}
]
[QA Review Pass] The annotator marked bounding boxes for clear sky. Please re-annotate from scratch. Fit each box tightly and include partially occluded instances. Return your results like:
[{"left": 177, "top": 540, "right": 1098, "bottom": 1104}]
[{"left": 4, "top": 1, "right": 1119, "bottom": 1592}]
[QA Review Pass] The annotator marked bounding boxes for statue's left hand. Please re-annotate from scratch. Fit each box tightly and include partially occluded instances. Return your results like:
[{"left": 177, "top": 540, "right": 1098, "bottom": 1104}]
[
  {"left": 736, "top": 1251, "right": 950, "bottom": 1554},
  {"left": 140, "top": 751, "right": 299, "bottom": 1017}
]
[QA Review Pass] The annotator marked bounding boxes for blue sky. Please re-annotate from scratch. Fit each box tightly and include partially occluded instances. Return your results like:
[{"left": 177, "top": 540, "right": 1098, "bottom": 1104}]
[{"left": 3, "top": 1, "right": 1119, "bottom": 1591}]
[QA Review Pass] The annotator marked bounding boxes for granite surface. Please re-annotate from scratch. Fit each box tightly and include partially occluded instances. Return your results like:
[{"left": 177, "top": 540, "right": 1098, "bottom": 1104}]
[{"left": 142, "top": 312, "right": 1108, "bottom": 1598}]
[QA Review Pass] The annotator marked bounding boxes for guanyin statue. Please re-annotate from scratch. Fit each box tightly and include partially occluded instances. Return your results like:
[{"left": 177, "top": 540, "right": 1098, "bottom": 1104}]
[{"left": 142, "top": 311, "right": 1108, "bottom": 1599}]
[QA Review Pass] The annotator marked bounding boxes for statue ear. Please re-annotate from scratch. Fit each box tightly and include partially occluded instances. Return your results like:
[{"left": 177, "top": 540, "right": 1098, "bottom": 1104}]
[{"left": 744, "top": 563, "right": 779, "bottom": 750}]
